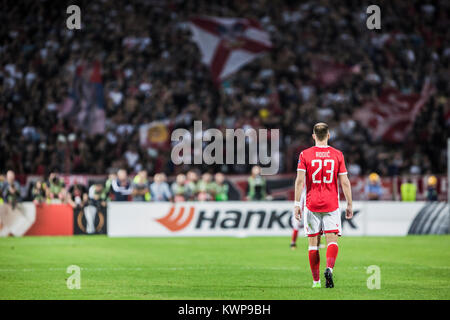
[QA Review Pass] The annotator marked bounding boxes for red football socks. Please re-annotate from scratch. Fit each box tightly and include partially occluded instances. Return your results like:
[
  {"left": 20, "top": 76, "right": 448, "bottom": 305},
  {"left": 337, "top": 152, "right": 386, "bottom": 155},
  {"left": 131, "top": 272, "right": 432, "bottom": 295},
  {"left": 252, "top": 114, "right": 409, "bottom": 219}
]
[
  {"left": 308, "top": 246, "right": 320, "bottom": 281},
  {"left": 291, "top": 229, "right": 298, "bottom": 244},
  {"left": 326, "top": 242, "right": 338, "bottom": 270}
]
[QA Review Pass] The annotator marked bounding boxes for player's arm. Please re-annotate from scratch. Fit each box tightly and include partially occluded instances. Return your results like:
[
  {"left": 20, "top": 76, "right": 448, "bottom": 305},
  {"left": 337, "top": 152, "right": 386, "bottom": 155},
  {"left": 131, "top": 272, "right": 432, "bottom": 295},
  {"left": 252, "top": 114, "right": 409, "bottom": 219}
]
[
  {"left": 339, "top": 174, "right": 353, "bottom": 219},
  {"left": 294, "top": 169, "right": 305, "bottom": 220}
]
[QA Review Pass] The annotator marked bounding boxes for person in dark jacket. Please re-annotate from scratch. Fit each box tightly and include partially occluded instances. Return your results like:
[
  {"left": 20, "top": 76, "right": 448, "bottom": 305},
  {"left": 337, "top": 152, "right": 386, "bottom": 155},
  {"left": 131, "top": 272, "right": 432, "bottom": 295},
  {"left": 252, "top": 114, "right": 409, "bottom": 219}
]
[
  {"left": 426, "top": 176, "right": 438, "bottom": 201},
  {"left": 111, "top": 169, "right": 133, "bottom": 201}
]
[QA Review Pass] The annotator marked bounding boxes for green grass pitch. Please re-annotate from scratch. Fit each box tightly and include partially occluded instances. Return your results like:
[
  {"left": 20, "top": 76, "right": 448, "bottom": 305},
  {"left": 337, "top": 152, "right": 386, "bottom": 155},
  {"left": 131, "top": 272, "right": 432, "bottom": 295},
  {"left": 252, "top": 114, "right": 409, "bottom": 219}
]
[{"left": 0, "top": 235, "right": 449, "bottom": 300}]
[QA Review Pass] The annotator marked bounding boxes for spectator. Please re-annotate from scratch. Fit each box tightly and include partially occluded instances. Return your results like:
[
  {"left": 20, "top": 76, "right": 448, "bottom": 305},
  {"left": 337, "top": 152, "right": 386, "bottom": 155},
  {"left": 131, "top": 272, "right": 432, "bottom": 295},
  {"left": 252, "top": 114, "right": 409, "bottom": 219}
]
[
  {"left": 111, "top": 169, "right": 133, "bottom": 201},
  {"left": 247, "top": 166, "right": 267, "bottom": 201},
  {"left": 0, "top": 175, "right": 5, "bottom": 204},
  {"left": 150, "top": 173, "right": 172, "bottom": 202},
  {"left": 365, "top": 173, "right": 383, "bottom": 201},
  {"left": 197, "top": 173, "right": 214, "bottom": 201},
  {"left": 212, "top": 173, "right": 229, "bottom": 201},
  {"left": 68, "top": 183, "right": 88, "bottom": 208},
  {"left": 132, "top": 170, "right": 150, "bottom": 201},
  {"left": 104, "top": 173, "right": 116, "bottom": 201},
  {"left": 171, "top": 174, "right": 188, "bottom": 202},
  {"left": 44, "top": 173, "right": 66, "bottom": 202},
  {"left": 88, "top": 182, "right": 109, "bottom": 208},
  {"left": 0, "top": 1, "right": 447, "bottom": 179},
  {"left": 425, "top": 176, "right": 438, "bottom": 201},
  {"left": 185, "top": 170, "right": 199, "bottom": 201},
  {"left": 3, "top": 170, "right": 21, "bottom": 209},
  {"left": 401, "top": 178, "right": 417, "bottom": 202},
  {"left": 31, "top": 181, "right": 46, "bottom": 205}
]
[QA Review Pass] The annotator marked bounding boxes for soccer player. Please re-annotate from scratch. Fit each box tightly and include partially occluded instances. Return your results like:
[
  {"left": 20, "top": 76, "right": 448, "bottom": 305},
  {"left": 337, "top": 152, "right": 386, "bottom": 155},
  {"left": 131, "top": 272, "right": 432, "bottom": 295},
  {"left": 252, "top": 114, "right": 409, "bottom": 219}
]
[{"left": 294, "top": 123, "right": 353, "bottom": 288}]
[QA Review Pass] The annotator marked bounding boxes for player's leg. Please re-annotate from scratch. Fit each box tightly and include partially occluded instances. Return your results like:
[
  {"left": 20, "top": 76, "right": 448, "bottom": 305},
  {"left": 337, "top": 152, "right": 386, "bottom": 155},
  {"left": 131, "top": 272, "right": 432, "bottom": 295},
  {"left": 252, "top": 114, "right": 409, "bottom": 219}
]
[
  {"left": 304, "top": 209, "right": 322, "bottom": 287},
  {"left": 323, "top": 232, "right": 338, "bottom": 288},
  {"left": 290, "top": 228, "right": 298, "bottom": 249},
  {"left": 308, "top": 235, "right": 321, "bottom": 287},
  {"left": 322, "top": 209, "right": 341, "bottom": 288},
  {"left": 290, "top": 213, "right": 300, "bottom": 249},
  {"left": 325, "top": 232, "right": 339, "bottom": 272}
]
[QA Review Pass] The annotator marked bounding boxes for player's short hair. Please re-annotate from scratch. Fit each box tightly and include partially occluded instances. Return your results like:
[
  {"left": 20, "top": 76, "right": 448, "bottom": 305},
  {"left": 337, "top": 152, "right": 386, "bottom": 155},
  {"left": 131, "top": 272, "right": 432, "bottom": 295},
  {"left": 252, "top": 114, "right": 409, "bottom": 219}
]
[{"left": 313, "top": 122, "right": 329, "bottom": 141}]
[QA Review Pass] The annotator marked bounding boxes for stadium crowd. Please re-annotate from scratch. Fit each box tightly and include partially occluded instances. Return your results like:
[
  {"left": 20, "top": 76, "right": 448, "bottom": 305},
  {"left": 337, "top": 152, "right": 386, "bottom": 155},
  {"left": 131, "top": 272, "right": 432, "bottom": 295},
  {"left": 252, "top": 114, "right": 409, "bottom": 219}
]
[
  {"left": 1, "top": 0, "right": 449, "bottom": 181},
  {"left": 1, "top": 167, "right": 440, "bottom": 205},
  {"left": 1, "top": 168, "right": 234, "bottom": 206}
]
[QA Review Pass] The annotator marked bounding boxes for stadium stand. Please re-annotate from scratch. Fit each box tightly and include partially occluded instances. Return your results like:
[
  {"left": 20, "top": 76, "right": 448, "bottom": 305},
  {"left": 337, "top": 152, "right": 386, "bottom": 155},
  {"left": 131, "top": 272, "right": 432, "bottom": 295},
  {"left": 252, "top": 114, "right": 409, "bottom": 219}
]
[{"left": 0, "top": 0, "right": 448, "bottom": 198}]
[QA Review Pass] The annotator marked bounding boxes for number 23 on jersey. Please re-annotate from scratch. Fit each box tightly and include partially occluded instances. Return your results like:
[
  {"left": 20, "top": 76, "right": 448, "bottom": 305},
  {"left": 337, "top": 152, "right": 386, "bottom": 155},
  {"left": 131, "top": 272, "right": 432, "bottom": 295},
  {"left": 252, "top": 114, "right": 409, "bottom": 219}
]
[{"left": 311, "top": 159, "right": 334, "bottom": 183}]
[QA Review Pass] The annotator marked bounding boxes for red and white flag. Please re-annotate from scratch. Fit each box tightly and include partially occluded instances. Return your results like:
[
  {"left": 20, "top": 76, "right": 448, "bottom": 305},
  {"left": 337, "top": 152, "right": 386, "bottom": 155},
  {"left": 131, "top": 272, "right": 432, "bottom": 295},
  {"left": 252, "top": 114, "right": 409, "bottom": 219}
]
[
  {"left": 353, "top": 80, "right": 434, "bottom": 143},
  {"left": 311, "top": 57, "right": 360, "bottom": 87},
  {"left": 188, "top": 16, "right": 272, "bottom": 84}
]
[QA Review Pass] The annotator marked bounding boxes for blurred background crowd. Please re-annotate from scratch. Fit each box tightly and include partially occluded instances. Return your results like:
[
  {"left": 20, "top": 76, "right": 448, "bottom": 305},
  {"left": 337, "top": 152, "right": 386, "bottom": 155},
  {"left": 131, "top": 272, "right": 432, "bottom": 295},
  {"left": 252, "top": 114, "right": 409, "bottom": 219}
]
[
  {"left": 0, "top": 167, "right": 441, "bottom": 206},
  {"left": 0, "top": 167, "right": 270, "bottom": 206},
  {"left": 0, "top": 0, "right": 449, "bottom": 191}
]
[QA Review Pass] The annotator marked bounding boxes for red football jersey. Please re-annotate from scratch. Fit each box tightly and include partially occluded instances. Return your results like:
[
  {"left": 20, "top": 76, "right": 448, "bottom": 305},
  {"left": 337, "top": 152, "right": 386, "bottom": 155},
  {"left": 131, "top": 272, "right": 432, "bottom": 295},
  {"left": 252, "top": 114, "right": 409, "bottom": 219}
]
[{"left": 297, "top": 146, "right": 347, "bottom": 212}]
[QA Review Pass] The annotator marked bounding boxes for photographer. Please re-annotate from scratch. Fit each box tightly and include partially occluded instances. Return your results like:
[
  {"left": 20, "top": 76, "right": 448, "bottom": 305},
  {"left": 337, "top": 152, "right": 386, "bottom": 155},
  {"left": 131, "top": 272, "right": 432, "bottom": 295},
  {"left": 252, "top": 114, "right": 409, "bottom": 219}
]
[
  {"left": 31, "top": 180, "right": 46, "bottom": 205},
  {"left": 88, "top": 182, "right": 108, "bottom": 208},
  {"left": 150, "top": 173, "right": 172, "bottom": 202},
  {"left": 132, "top": 170, "right": 150, "bottom": 201},
  {"left": 111, "top": 169, "right": 133, "bottom": 201},
  {"left": 212, "top": 173, "right": 229, "bottom": 201},
  {"left": 0, "top": 174, "right": 5, "bottom": 204},
  {"left": 44, "top": 172, "right": 66, "bottom": 203},
  {"left": 0, "top": 171, "right": 34, "bottom": 237},
  {"left": 68, "top": 183, "right": 88, "bottom": 208},
  {"left": 246, "top": 166, "right": 267, "bottom": 201},
  {"left": 171, "top": 174, "right": 188, "bottom": 202},
  {"left": 3, "top": 171, "right": 21, "bottom": 209}
]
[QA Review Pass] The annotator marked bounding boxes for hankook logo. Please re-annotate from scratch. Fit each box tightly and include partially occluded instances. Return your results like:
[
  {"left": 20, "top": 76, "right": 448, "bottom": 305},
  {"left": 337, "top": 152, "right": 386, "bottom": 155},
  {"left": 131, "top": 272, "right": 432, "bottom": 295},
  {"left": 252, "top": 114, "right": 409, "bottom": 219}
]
[
  {"left": 156, "top": 206, "right": 195, "bottom": 232},
  {"left": 155, "top": 206, "right": 292, "bottom": 232}
]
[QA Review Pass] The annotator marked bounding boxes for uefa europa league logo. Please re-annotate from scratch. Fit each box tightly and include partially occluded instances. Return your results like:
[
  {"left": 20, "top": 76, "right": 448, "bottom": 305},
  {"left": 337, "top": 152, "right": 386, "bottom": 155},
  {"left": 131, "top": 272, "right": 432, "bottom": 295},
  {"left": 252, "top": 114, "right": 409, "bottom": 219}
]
[{"left": 83, "top": 205, "right": 97, "bottom": 234}]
